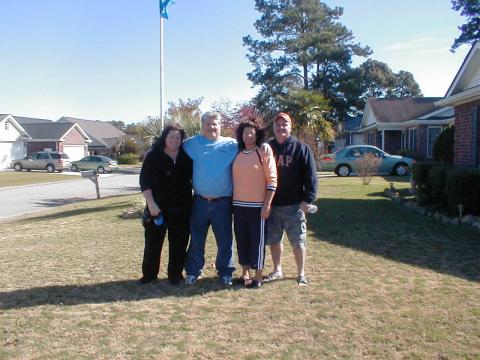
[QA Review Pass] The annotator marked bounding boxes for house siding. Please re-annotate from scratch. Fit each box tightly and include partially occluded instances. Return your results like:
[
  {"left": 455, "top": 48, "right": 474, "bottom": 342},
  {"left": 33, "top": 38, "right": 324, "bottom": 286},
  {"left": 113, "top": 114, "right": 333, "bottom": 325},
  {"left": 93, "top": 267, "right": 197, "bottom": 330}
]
[
  {"left": 454, "top": 100, "right": 480, "bottom": 168},
  {"left": 63, "top": 127, "right": 86, "bottom": 144}
]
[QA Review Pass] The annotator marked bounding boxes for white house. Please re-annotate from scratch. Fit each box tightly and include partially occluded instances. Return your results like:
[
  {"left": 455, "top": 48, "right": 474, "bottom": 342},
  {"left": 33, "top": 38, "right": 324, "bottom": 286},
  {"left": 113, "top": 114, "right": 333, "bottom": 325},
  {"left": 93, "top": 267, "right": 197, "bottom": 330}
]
[{"left": 0, "top": 114, "right": 30, "bottom": 170}]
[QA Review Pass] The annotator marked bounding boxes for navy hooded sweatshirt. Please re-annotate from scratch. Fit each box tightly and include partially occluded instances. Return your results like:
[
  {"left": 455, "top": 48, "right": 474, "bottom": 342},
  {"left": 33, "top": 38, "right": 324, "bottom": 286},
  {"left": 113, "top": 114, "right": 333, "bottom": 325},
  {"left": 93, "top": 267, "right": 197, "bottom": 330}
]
[{"left": 268, "top": 136, "right": 318, "bottom": 207}]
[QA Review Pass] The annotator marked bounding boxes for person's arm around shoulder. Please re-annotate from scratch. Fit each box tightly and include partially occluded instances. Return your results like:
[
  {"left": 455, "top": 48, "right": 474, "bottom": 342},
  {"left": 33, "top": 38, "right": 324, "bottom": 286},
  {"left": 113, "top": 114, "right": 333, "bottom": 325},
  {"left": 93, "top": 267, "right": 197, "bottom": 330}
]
[
  {"left": 261, "top": 144, "right": 277, "bottom": 220},
  {"left": 182, "top": 136, "right": 196, "bottom": 159},
  {"left": 300, "top": 142, "right": 318, "bottom": 213},
  {"left": 139, "top": 150, "right": 161, "bottom": 217}
]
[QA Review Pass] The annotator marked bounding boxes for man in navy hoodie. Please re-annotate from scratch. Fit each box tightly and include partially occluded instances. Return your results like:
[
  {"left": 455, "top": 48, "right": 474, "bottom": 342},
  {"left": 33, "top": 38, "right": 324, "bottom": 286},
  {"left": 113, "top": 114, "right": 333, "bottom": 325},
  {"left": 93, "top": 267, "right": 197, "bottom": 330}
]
[{"left": 265, "top": 112, "right": 317, "bottom": 286}]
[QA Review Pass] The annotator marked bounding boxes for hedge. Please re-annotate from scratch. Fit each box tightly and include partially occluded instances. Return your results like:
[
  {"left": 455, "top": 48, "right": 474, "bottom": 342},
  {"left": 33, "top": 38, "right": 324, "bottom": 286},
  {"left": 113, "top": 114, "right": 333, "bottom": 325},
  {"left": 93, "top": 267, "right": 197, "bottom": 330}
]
[
  {"left": 117, "top": 153, "right": 138, "bottom": 165},
  {"left": 412, "top": 162, "right": 480, "bottom": 215},
  {"left": 445, "top": 169, "right": 480, "bottom": 216},
  {"left": 428, "top": 164, "right": 453, "bottom": 206}
]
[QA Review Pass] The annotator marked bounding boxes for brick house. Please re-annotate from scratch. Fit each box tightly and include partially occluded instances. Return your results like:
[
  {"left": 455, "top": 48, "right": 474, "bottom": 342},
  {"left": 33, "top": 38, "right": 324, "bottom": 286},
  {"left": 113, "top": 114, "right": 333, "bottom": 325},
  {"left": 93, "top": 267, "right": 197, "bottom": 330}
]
[
  {"left": 436, "top": 41, "right": 480, "bottom": 169},
  {"left": 359, "top": 98, "right": 454, "bottom": 159},
  {"left": 15, "top": 116, "right": 91, "bottom": 161},
  {"left": 57, "top": 117, "right": 125, "bottom": 156}
]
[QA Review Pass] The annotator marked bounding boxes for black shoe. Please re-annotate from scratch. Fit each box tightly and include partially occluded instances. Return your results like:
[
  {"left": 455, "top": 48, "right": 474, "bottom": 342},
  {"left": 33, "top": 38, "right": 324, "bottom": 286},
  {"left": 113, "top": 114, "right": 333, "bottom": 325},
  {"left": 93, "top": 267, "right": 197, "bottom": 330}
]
[
  {"left": 246, "top": 280, "right": 262, "bottom": 289},
  {"left": 138, "top": 277, "right": 157, "bottom": 284}
]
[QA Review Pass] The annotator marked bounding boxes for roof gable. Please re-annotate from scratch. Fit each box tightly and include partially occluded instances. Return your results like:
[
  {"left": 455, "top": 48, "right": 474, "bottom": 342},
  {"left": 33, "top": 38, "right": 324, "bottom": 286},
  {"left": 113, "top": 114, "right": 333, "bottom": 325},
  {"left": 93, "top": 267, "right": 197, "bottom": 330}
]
[
  {"left": 57, "top": 117, "right": 124, "bottom": 148},
  {"left": 21, "top": 123, "right": 79, "bottom": 140},
  {"left": 0, "top": 114, "right": 31, "bottom": 137},
  {"left": 445, "top": 41, "right": 480, "bottom": 96}
]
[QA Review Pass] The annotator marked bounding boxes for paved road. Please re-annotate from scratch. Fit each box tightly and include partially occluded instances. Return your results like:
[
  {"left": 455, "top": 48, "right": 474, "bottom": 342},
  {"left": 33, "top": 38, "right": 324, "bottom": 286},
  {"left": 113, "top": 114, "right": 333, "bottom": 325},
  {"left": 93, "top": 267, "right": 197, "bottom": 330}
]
[{"left": 0, "top": 172, "right": 140, "bottom": 221}]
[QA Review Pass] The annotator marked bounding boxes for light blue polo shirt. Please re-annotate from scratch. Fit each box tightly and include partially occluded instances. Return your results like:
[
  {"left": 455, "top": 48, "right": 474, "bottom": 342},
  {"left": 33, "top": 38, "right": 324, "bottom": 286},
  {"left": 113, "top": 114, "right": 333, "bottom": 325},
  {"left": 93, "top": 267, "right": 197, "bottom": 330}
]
[{"left": 183, "top": 135, "right": 238, "bottom": 197}]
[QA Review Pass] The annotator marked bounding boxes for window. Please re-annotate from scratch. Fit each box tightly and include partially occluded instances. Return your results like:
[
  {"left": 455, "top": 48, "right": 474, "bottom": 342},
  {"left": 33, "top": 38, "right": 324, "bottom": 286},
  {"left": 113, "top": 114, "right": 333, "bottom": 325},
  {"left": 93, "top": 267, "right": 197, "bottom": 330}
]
[
  {"left": 408, "top": 128, "right": 417, "bottom": 150},
  {"left": 37, "top": 153, "right": 49, "bottom": 160},
  {"left": 346, "top": 147, "right": 364, "bottom": 157}
]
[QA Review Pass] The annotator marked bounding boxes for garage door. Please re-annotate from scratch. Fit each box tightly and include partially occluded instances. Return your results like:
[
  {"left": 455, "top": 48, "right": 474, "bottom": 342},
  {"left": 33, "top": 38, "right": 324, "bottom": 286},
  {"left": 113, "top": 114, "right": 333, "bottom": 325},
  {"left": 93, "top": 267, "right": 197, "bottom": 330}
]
[
  {"left": 63, "top": 145, "right": 85, "bottom": 161},
  {"left": 0, "top": 141, "right": 25, "bottom": 170}
]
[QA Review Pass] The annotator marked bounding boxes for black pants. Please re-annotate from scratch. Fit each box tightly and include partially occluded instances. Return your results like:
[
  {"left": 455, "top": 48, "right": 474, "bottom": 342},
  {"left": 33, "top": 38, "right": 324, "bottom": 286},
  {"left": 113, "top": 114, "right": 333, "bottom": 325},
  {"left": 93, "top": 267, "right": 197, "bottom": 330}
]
[{"left": 142, "top": 210, "right": 190, "bottom": 285}]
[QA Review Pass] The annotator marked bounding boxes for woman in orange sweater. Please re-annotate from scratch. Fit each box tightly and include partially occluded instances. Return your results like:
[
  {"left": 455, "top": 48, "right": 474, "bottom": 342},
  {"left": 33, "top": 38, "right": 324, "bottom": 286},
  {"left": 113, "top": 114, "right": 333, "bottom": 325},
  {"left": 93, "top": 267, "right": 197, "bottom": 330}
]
[{"left": 232, "top": 117, "right": 277, "bottom": 288}]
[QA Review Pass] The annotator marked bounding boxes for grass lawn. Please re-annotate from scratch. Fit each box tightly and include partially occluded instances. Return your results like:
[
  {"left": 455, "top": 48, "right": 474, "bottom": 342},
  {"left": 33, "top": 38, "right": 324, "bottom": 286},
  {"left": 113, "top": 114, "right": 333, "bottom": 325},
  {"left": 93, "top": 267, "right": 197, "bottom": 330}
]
[
  {"left": 0, "top": 176, "right": 478, "bottom": 359},
  {"left": 0, "top": 171, "right": 76, "bottom": 188}
]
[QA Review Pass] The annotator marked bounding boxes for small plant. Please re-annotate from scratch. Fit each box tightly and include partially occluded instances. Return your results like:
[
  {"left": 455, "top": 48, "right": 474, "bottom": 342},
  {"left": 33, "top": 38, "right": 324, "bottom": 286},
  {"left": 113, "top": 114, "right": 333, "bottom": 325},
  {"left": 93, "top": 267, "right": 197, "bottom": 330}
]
[{"left": 355, "top": 154, "right": 381, "bottom": 185}]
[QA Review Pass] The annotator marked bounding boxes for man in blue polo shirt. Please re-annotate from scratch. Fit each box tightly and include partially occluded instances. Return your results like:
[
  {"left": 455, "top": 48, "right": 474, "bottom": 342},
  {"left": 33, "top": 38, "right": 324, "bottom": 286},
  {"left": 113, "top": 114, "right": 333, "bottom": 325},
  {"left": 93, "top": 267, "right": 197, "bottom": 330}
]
[{"left": 183, "top": 111, "right": 238, "bottom": 286}]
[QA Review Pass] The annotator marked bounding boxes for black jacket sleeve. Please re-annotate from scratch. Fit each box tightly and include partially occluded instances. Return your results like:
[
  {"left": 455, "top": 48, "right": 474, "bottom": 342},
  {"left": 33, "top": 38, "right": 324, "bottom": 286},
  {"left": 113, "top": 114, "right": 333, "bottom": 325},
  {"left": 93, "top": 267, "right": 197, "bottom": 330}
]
[
  {"left": 301, "top": 144, "right": 318, "bottom": 203},
  {"left": 139, "top": 150, "right": 154, "bottom": 192}
]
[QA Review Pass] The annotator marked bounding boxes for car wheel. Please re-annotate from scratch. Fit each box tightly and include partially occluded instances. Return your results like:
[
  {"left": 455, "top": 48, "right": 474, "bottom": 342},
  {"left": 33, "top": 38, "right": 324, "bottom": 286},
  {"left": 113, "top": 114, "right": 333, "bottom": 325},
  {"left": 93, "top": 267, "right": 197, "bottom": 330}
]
[
  {"left": 46, "top": 164, "right": 55, "bottom": 173},
  {"left": 97, "top": 166, "right": 105, "bottom": 174},
  {"left": 336, "top": 164, "right": 351, "bottom": 177},
  {"left": 13, "top": 163, "right": 22, "bottom": 171},
  {"left": 394, "top": 163, "right": 409, "bottom": 176},
  {"left": 71, "top": 164, "right": 78, "bottom": 172}
]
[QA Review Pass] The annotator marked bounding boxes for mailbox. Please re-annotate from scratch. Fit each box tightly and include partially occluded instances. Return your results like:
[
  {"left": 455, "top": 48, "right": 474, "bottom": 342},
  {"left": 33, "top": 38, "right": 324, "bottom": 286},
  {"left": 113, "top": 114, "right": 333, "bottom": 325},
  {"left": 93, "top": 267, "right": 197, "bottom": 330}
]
[{"left": 81, "top": 170, "right": 96, "bottom": 178}]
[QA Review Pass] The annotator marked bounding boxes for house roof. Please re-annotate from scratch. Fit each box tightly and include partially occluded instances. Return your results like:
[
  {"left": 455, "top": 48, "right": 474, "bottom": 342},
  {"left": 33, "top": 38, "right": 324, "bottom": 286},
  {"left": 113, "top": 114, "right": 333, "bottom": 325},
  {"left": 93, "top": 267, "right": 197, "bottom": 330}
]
[
  {"left": 20, "top": 123, "right": 89, "bottom": 141},
  {"left": 344, "top": 115, "right": 362, "bottom": 132},
  {"left": 445, "top": 41, "right": 480, "bottom": 97},
  {"left": 367, "top": 97, "right": 443, "bottom": 124},
  {"left": 0, "top": 114, "right": 31, "bottom": 138},
  {"left": 12, "top": 116, "right": 54, "bottom": 124},
  {"left": 436, "top": 41, "right": 480, "bottom": 107},
  {"left": 57, "top": 117, "right": 125, "bottom": 148}
]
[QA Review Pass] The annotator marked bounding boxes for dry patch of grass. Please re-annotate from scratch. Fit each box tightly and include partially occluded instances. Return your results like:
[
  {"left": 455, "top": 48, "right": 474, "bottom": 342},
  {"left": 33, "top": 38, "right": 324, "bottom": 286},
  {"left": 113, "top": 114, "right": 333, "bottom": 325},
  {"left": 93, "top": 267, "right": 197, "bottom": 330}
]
[
  {"left": 0, "top": 177, "right": 478, "bottom": 359},
  {"left": 0, "top": 172, "right": 76, "bottom": 188}
]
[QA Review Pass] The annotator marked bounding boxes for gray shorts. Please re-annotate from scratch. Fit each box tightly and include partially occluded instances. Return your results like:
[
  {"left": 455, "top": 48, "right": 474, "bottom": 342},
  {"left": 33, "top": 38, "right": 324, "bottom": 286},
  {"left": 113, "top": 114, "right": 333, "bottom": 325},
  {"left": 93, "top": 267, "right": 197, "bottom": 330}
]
[{"left": 266, "top": 204, "right": 307, "bottom": 248}]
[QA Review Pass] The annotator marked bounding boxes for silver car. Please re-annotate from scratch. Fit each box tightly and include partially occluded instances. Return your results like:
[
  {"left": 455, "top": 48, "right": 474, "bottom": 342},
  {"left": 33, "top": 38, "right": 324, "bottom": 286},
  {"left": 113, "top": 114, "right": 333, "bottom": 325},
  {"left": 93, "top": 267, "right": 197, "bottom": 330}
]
[{"left": 11, "top": 151, "right": 70, "bottom": 173}]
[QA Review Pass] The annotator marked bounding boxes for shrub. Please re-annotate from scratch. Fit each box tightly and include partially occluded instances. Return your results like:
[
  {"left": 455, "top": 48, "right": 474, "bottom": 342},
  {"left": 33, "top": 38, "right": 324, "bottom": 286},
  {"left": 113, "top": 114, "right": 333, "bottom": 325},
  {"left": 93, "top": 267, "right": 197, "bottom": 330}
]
[
  {"left": 445, "top": 168, "right": 480, "bottom": 215},
  {"left": 396, "top": 149, "right": 425, "bottom": 161},
  {"left": 427, "top": 164, "right": 453, "bottom": 206},
  {"left": 117, "top": 153, "right": 138, "bottom": 165},
  {"left": 355, "top": 154, "right": 382, "bottom": 185},
  {"left": 412, "top": 162, "right": 437, "bottom": 205},
  {"left": 433, "top": 126, "right": 454, "bottom": 164}
]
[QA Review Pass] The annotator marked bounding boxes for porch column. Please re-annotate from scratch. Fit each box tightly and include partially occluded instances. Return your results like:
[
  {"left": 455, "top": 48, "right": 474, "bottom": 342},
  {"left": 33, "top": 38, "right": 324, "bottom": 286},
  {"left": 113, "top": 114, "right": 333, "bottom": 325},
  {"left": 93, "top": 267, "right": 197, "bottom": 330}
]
[{"left": 381, "top": 130, "right": 385, "bottom": 150}]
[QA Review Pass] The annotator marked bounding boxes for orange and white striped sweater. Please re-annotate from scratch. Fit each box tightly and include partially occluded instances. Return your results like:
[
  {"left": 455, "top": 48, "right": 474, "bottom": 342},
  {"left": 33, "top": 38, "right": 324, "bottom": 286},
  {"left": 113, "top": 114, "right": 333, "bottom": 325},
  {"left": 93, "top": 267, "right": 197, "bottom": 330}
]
[{"left": 232, "top": 144, "right": 277, "bottom": 207}]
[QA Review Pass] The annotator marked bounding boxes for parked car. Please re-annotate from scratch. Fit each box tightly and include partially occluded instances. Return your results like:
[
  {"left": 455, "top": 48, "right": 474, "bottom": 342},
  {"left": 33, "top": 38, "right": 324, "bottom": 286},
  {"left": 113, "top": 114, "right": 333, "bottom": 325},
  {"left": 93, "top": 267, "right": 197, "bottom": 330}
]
[
  {"left": 319, "top": 145, "right": 415, "bottom": 177},
  {"left": 11, "top": 152, "right": 70, "bottom": 173},
  {"left": 71, "top": 155, "right": 118, "bottom": 174}
]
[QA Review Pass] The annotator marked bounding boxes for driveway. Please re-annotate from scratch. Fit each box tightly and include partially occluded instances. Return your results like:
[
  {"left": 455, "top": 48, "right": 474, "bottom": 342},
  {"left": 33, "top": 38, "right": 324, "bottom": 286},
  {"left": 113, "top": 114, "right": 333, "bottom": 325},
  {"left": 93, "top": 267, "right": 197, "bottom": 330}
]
[{"left": 0, "top": 173, "right": 140, "bottom": 221}]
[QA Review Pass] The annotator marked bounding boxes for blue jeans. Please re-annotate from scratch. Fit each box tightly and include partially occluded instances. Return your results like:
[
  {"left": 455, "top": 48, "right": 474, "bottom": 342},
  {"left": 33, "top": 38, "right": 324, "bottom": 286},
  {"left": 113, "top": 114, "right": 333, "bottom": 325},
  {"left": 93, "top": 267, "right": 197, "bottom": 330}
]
[{"left": 185, "top": 196, "right": 235, "bottom": 278}]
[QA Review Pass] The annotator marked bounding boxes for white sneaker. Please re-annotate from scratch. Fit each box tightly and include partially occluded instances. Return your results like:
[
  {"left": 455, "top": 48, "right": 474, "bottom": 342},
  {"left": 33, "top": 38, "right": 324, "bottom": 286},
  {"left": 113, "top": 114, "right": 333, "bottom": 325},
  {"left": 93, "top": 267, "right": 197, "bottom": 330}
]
[{"left": 265, "top": 270, "right": 284, "bottom": 282}]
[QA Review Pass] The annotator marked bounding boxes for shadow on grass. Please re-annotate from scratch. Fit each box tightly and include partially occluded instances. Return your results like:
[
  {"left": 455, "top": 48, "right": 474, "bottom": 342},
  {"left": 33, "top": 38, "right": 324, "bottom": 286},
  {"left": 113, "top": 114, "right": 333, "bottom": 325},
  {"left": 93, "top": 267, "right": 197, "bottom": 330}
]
[
  {"left": 16, "top": 203, "right": 131, "bottom": 223},
  {"left": 311, "top": 197, "right": 480, "bottom": 283},
  {"left": 0, "top": 278, "right": 246, "bottom": 310}
]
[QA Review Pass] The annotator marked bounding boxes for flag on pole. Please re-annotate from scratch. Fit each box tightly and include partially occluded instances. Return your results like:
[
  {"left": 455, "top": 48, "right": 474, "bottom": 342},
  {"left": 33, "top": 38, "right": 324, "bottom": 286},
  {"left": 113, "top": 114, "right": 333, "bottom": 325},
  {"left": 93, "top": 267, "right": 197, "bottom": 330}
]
[{"left": 160, "top": 0, "right": 175, "bottom": 19}]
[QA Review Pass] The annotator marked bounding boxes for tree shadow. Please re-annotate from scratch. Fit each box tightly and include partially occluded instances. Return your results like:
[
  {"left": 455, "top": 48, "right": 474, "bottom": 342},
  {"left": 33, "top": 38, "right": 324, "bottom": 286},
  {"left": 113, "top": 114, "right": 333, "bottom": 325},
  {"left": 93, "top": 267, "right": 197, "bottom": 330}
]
[
  {"left": 311, "top": 198, "right": 480, "bottom": 282},
  {"left": 0, "top": 278, "right": 244, "bottom": 310},
  {"left": 16, "top": 203, "right": 131, "bottom": 223}
]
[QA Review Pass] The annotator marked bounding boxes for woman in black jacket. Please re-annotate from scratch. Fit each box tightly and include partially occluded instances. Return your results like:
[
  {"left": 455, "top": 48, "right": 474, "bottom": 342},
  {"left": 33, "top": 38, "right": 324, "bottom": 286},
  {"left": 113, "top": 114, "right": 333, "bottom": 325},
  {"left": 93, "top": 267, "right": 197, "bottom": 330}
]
[{"left": 139, "top": 123, "right": 192, "bottom": 285}]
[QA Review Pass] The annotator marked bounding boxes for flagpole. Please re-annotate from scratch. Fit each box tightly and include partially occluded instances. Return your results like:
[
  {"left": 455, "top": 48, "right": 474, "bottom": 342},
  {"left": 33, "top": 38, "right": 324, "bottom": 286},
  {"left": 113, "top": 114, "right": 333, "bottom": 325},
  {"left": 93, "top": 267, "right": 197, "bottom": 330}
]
[{"left": 159, "top": 15, "right": 164, "bottom": 130}]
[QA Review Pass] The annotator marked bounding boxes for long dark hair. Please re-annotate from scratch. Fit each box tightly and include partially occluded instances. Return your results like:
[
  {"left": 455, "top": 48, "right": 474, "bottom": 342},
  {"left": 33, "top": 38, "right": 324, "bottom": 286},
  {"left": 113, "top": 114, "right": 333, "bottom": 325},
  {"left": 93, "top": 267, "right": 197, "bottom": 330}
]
[
  {"left": 152, "top": 123, "right": 187, "bottom": 151},
  {"left": 235, "top": 116, "right": 266, "bottom": 151}
]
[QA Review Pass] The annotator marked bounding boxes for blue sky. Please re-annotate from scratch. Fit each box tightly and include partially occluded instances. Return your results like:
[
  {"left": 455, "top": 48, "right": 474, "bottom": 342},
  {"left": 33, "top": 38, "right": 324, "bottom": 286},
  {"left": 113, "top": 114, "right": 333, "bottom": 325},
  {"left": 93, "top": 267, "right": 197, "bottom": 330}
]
[{"left": 0, "top": 0, "right": 471, "bottom": 124}]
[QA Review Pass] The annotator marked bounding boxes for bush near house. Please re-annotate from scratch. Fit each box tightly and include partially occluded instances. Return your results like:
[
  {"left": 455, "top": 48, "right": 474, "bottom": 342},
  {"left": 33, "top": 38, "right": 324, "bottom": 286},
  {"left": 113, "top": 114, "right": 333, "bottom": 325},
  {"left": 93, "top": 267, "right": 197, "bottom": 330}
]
[
  {"left": 412, "top": 162, "right": 480, "bottom": 215},
  {"left": 445, "top": 168, "right": 480, "bottom": 216},
  {"left": 117, "top": 153, "right": 138, "bottom": 165},
  {"left": 433, "top": 126, "right": 455, "bottom": 164},
  {"left": 411, "top": 162, "right": 436, "bottom": 205}
]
